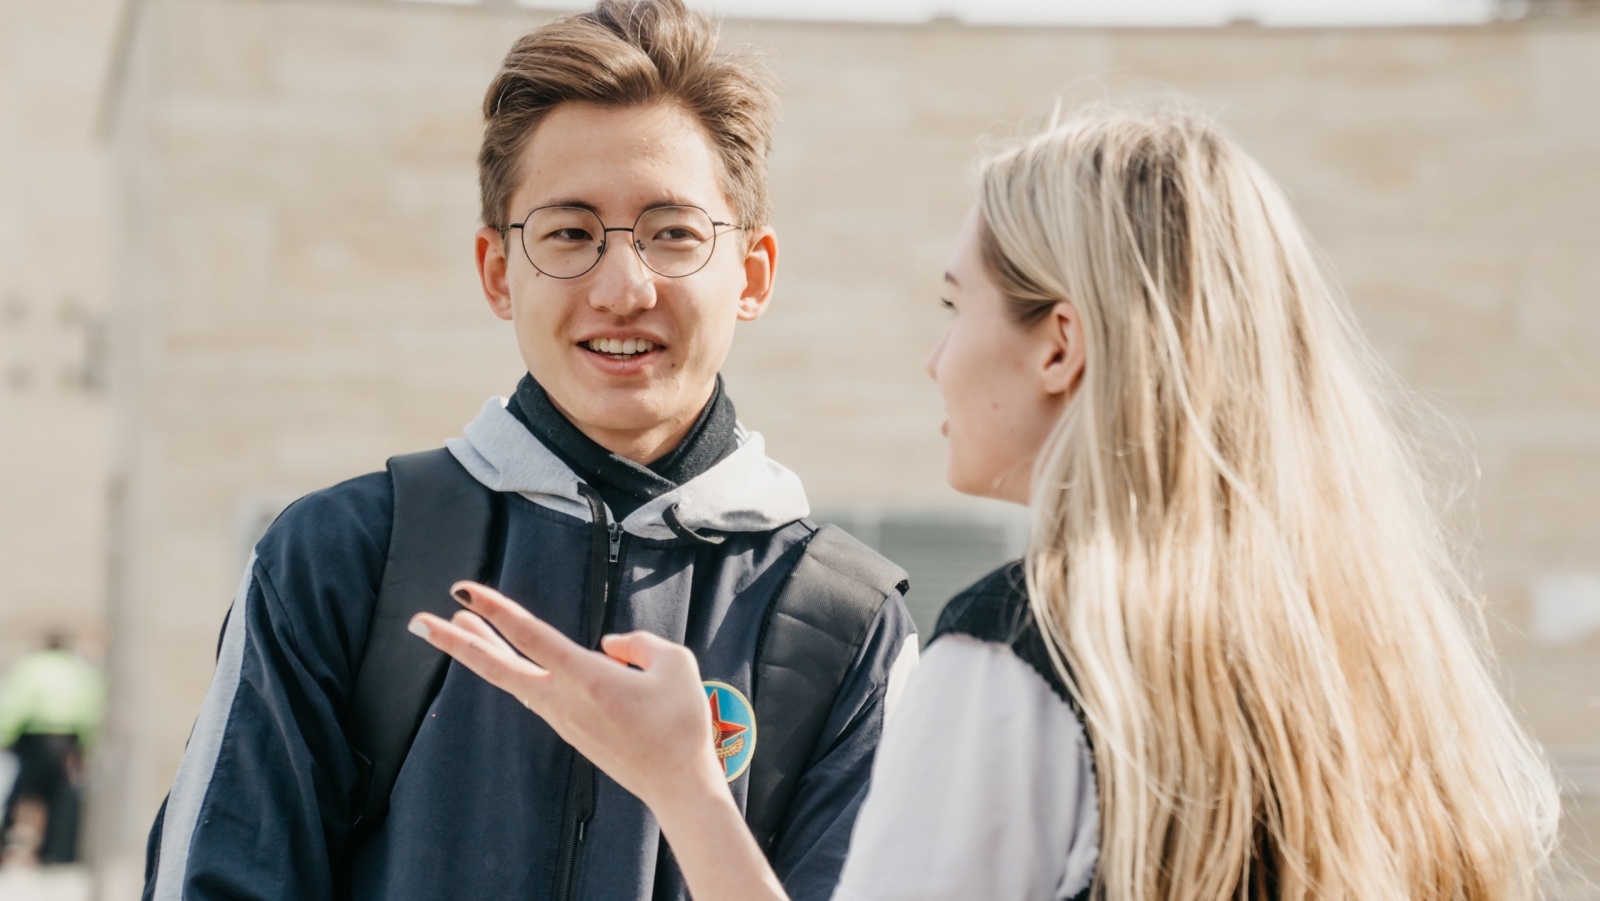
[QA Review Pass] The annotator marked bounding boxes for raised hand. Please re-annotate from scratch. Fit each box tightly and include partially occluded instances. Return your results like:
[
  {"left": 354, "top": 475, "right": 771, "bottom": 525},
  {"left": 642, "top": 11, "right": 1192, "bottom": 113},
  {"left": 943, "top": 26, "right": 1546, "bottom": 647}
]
[
  {"left": 408, "top": 581, "right": 789, "bottom": 901},
  {"left": 407, "top": 581, "right": 725, "bottom": 812}
]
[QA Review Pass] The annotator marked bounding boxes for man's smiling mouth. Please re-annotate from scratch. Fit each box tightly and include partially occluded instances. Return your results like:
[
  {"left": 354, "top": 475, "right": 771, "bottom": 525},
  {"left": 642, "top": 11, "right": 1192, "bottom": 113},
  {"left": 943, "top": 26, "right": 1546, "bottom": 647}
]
[{"left": 582, "top": 337, "right": 660, "bottom": 359}]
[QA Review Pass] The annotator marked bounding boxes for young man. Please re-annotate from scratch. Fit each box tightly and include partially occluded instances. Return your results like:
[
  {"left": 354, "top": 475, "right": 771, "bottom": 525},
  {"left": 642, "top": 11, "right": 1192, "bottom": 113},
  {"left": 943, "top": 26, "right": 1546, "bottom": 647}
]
[{"left": 141, "top": 2, "right": 918, "bottom": 899}]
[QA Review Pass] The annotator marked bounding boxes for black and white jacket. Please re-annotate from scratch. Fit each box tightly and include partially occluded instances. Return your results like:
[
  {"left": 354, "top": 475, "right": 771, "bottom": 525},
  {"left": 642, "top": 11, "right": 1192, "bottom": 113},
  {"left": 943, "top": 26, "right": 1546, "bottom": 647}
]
[
  {"left": 834, "top": 561, "right": 1099, "bottom": 900},
  {"left": 143, "top": 397, "right": 920, "bottom": 901}
]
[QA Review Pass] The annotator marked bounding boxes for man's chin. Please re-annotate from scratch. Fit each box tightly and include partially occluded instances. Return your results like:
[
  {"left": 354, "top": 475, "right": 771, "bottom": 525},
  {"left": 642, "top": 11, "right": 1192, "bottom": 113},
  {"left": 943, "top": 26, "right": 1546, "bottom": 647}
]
[
  {"left": 563, "top": 398, "right": 687, "bottom": 442},
  {"left": 541, "top": 375, "right": 713, "bottom": 445}
]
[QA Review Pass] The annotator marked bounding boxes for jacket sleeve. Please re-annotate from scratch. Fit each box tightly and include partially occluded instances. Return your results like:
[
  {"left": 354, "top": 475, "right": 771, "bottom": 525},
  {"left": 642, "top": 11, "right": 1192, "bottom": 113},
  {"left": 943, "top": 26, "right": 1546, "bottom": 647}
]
[
  {"left": 142, "top": 473, "right": 392, "bottom": 901},
  {"left": 768, "top": 593, "right": 920, "bottom": 901}
]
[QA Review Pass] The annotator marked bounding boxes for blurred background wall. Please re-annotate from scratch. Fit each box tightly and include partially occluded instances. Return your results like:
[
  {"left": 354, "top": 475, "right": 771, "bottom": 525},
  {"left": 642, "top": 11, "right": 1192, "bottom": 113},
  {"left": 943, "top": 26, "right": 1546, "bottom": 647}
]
[{"left": 2, "top": 0, "right": 1598, "bottom": 896}]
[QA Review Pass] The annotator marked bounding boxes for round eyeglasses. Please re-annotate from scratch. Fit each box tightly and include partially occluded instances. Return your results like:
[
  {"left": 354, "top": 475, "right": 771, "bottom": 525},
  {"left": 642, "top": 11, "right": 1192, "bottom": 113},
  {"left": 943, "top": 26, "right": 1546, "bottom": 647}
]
[{"left": 503, "top": 204, "right": 743, "bottom": 280}]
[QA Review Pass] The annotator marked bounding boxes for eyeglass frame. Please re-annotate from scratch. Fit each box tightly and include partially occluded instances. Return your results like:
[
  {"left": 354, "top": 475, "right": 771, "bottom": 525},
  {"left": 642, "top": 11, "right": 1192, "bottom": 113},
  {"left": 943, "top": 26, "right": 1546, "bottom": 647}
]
[{"left": 500, "top": 203, "right": 745, "bottom": 280}]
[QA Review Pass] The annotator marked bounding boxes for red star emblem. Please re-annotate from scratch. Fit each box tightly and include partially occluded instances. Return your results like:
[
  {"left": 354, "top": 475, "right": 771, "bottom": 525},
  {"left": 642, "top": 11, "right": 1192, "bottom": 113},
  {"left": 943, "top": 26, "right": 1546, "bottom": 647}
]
[{"left": 708, "top": 689, "right": 749, "bottom": 774}]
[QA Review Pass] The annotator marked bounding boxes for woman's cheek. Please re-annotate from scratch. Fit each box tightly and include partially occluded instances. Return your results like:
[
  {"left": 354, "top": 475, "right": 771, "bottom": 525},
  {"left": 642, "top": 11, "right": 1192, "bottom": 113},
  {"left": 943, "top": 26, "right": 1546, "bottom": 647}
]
[{"left": 947, "top": 414, "right": 993, "bottom": 495}]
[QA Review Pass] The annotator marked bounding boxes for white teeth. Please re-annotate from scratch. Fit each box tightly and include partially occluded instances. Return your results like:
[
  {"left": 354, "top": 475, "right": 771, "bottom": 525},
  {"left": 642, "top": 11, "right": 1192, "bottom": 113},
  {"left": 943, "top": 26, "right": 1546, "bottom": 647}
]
[{"left": 586, "top": 338, "right": 656, "bottom": 356}]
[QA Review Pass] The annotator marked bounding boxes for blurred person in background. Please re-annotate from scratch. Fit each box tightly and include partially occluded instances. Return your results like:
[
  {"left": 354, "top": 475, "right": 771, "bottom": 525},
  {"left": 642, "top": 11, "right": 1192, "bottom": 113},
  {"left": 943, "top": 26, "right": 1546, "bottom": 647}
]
[
  {"left": 0, "top": 632, "right": 103, "bottom": 868},
  {"left": 142, "top": 1, "right": 916, "bottom": 899},
  {"left": 415, "top": 103, "right": 1561, "bottom": 900}
]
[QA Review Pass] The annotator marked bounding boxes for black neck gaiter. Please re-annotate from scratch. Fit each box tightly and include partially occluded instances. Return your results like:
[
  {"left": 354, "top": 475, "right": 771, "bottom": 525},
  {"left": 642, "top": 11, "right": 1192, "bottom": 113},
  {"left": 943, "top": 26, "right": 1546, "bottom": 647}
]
[{"left": 506, "top": 373, "right": 739, "bottom": 521}]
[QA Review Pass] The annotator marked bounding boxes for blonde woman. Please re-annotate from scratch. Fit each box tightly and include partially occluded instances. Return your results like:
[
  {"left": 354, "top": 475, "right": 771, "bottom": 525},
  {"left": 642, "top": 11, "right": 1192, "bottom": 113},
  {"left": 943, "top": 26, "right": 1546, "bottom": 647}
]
[{"left": 411, "top": 106, "right": 1560, "bottom": 899}]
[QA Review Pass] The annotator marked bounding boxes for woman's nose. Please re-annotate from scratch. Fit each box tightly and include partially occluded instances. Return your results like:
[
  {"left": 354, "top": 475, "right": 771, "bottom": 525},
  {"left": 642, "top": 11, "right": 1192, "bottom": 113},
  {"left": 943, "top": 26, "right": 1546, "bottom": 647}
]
[{"left": 925, "top": 329, "right": 949, "bottom": 381}]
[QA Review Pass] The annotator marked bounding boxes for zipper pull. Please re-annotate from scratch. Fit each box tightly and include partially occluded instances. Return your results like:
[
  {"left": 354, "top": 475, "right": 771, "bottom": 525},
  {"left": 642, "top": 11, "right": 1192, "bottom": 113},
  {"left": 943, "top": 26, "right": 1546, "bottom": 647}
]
[{"left": 608, "top": 522, "right": 622, "bottom": 564}]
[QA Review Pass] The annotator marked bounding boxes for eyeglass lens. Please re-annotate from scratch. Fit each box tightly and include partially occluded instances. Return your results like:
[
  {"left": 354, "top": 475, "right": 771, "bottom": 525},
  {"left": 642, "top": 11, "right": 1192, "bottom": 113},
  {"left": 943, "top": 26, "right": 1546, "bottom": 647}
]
[{"left": 519, "top": 206, "right": 721, "bottom": 279}]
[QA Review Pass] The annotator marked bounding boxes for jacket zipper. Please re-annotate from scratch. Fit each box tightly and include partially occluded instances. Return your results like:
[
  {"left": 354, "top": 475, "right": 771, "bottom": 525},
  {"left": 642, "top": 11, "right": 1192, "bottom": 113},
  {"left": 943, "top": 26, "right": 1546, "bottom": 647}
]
[{"left": 554, "top": 497, "right": 625, "bottom": 901}]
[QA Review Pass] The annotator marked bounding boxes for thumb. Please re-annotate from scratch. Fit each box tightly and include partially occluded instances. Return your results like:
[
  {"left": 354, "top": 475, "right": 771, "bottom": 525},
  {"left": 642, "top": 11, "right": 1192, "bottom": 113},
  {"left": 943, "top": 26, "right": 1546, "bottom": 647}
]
[{"left": 600, "top": 631, "right": 666, "bottom": 670}]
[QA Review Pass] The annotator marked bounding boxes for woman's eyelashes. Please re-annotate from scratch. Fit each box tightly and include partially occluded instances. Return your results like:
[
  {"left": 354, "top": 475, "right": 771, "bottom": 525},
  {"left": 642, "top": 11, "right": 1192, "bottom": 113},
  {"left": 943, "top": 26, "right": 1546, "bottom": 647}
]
[{"left": 939, "top": 296, "right": 956, "bottom": 312}]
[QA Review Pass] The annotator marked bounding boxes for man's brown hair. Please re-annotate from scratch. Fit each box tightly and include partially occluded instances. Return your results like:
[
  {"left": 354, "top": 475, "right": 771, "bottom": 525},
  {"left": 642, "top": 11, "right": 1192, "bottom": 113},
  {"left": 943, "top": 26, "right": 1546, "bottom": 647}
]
[{"left": 479, "top": 0, "right": 777, "bottom": 234}]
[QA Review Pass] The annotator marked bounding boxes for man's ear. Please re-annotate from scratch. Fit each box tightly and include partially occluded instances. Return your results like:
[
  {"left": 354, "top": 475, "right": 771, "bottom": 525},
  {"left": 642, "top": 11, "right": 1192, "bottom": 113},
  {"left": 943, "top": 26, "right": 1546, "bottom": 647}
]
[
  {"left": 1041, "top": 300, "right": 1086, "bottom": 397},
  {"left": 476, "top": 226, "right": 514, "bottom": 321},
  {"left": 735, "top": 226, "right": 778, "bottom": 322}
]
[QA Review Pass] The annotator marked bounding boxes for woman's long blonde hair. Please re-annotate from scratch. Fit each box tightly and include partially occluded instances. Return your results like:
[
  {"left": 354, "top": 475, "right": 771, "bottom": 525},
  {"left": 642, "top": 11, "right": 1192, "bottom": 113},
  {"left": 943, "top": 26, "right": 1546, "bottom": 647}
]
[{"left": 979, "top": 105, "right": 1560, "bottom": 899}]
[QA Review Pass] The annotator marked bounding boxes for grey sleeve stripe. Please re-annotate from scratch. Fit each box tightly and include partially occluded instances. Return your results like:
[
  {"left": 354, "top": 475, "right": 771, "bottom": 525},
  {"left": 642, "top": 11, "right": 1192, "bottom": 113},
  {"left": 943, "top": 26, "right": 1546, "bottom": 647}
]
[{"left": 152, "top": 554, "right": 257, "bottom": 901}]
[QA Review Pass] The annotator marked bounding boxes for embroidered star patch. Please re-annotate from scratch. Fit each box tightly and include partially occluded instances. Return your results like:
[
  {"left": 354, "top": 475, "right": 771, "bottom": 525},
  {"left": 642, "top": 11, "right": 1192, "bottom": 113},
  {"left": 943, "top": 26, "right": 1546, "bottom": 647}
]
[{"left": 703, "top": 681, "right": 757, "bottom": 782}]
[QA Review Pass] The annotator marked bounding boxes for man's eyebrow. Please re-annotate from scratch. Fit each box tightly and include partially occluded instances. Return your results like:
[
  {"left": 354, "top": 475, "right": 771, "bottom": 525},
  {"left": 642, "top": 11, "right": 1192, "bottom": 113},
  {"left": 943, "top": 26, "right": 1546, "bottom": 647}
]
[
  {"left": 534, "top": 198, "right": 601, "bottom": 213},
  {"left": 642, "top": 193, "right": 702, "bottom": 209},
  {"left": 527, "top": 195, "right": 712, "bottom": 216},
  {"left": 943, "top": 272, "right": 960, "bottom": 288}
]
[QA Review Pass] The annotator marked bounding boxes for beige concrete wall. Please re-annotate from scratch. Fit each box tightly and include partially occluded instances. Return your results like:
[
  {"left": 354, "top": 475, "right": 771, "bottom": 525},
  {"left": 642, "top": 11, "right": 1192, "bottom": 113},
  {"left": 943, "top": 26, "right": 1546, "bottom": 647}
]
[
  {"left": 0, "top": 0, "right": 118, "bottom": 676},
  {"left": 65, "top": 0, "right": 1600, "bottom": 892}
]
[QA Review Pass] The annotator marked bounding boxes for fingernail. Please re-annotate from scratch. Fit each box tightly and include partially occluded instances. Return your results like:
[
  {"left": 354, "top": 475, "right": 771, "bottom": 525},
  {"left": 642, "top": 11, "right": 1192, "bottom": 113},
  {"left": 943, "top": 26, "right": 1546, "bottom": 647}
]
[
  {"left": 452, "top": 588, "right": 471, "bottom": 605},
  {"left": 408, "top": 619, "right": 431, "bottom": 640}
]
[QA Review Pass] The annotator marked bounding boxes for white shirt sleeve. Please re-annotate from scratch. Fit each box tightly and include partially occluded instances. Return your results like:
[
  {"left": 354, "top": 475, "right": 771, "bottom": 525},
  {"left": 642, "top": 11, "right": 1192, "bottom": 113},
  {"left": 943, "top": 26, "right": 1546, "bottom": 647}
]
[{"left": 832, "top": 634, "right": 1099, "bottom": 901}]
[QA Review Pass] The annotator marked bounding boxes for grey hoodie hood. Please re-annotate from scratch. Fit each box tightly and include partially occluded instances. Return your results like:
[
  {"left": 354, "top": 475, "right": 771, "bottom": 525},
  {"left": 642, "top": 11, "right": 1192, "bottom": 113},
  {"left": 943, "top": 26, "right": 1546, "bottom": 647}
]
[{"left": 446, "top": 397, "right": 810, "bottom": 541}]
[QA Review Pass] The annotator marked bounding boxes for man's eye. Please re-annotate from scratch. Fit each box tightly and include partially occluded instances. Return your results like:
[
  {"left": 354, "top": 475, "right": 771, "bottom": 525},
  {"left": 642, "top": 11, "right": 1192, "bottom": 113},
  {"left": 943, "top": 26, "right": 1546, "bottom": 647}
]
[
  {"left": 654, "top": 227, "right": 703, "bottom": 242},
  {"left": 547, "top": 228, "right": 594, "bottom": 242}
]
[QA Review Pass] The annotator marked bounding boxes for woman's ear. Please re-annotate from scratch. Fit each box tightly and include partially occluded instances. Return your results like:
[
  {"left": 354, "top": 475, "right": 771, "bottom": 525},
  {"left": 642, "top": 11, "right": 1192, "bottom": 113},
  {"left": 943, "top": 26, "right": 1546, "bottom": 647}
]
[{"left": 1041, "top": 300, "right": 1086, "bottom": 397}]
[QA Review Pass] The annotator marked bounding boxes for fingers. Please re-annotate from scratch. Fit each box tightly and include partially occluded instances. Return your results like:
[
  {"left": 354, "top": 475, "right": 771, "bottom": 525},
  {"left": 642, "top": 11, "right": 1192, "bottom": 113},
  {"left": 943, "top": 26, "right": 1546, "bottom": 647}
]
[
  {"left": 409, "top": 612, "right": 549, "bottom": 704},
  {"left": 450, "top": 581, "right": 585, "bottom": 673},
  {"left": 451, "top": 610, "right": 514, "bottom": 656}
]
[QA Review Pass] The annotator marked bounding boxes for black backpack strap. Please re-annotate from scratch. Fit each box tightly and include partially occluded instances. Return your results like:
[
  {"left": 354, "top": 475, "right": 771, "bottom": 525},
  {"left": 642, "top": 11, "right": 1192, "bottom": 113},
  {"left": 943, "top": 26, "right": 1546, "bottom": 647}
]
[
  {"left": 745, "top": 524, "right": 909, "bottom": 850},
  {"left": 345, "top": 449, "right": 500, "bottom": 842}
]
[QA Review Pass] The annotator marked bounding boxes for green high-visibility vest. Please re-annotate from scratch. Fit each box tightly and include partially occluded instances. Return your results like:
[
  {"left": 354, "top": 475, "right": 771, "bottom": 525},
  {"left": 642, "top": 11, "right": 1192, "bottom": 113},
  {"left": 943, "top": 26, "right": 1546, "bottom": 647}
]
[{"left": 0, "top": 649, "right": 104, "bottom": 749}]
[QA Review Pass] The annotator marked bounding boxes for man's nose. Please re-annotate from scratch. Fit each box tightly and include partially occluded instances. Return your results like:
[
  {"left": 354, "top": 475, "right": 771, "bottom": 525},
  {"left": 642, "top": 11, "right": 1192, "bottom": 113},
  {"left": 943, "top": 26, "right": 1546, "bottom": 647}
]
[{"left": 588, "top": 237, "right": 658, "bottom": 316}]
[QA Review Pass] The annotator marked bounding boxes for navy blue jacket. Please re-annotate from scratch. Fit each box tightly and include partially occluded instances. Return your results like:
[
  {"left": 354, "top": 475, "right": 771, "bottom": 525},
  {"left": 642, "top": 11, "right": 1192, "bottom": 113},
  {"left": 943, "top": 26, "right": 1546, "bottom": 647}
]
[{"left": 144, "top": 398, "right": 919, "bottom": 901}]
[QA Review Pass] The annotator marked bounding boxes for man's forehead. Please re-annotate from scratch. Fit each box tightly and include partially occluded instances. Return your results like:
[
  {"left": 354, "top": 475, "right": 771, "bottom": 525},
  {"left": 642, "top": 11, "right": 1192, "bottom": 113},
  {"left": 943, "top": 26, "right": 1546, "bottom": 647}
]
[{"left": 512, "top": 102, "right": 731, "bottom": 216}]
